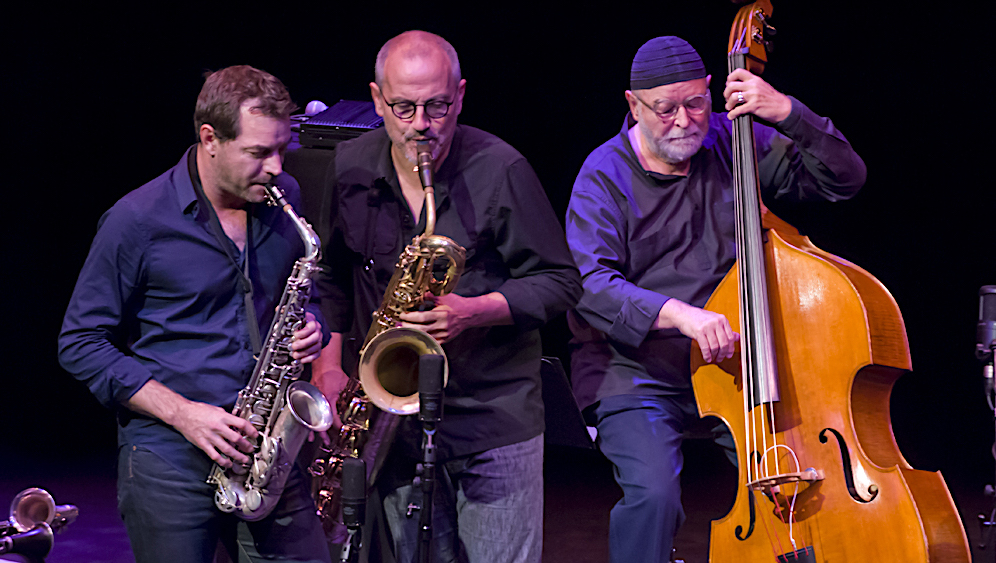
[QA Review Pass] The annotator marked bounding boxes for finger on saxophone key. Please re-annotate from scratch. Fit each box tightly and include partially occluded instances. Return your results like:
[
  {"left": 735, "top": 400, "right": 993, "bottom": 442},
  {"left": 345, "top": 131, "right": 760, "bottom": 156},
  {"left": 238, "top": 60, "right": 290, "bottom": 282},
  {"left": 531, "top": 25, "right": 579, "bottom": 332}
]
[{"left": 291, "top": 312, "right": 322, "bottom": 362}]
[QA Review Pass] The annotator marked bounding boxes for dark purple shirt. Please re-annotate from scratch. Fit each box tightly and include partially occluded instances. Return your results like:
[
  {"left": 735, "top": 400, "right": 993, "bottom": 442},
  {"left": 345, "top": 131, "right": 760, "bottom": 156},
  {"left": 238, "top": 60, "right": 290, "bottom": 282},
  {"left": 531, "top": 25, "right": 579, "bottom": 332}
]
[
  {"left": 58, "top": 147, "right": 325, "bottom": 463},
  {"left": 566, "top": 97, "right": 866, "bottom": 411}
]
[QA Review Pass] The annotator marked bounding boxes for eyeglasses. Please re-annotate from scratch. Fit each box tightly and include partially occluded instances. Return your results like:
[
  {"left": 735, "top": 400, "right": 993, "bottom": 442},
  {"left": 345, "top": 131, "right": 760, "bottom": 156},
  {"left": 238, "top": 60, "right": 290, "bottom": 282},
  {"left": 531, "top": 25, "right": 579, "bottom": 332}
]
[
  {"left": 634, "top": 92, "right": 711, "bottom": 122},
  {"left": 381, "top": 95, "right": 455, "bottom": 120}
]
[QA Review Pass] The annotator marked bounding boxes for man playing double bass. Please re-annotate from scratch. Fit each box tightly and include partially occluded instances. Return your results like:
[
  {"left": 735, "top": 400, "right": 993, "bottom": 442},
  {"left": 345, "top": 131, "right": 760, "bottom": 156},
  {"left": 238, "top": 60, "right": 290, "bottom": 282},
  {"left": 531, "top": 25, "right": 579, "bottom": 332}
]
[{"left": 565, "top": 36, "right": 866, "bottom": 562}]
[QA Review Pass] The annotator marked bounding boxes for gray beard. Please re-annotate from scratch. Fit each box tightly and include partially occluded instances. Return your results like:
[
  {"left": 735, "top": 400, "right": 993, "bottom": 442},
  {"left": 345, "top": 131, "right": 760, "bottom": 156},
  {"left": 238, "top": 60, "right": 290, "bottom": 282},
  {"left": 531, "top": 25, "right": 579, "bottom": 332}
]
[{"left": 640, "top": 119, "right": 707, "bottom": 164}]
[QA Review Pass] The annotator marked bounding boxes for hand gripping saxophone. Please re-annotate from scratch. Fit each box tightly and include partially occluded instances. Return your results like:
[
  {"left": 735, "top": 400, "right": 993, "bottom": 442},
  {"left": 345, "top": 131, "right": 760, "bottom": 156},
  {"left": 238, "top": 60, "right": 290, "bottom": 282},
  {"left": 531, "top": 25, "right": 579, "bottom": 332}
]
[
  {"left": 310, "top": 141, "right": 466, "bottom": 539},
  {"left": 208, "top": 184, "right": 334, "bottom": 521}
]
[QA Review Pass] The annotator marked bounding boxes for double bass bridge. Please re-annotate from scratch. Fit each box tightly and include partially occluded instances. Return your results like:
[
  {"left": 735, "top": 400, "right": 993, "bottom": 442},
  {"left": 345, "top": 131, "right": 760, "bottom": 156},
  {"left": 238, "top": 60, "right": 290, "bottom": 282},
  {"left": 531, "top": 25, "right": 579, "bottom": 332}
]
[{"left": 747, "top": 468, "right": 824, "bottom": 495}]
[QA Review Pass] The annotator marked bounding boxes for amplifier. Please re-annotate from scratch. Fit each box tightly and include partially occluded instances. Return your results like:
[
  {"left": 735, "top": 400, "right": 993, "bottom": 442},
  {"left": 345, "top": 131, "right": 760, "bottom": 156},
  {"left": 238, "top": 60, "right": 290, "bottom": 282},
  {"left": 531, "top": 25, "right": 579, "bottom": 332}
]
[{"left": 298, "top": 100, "right": 383, "bottom": 148}]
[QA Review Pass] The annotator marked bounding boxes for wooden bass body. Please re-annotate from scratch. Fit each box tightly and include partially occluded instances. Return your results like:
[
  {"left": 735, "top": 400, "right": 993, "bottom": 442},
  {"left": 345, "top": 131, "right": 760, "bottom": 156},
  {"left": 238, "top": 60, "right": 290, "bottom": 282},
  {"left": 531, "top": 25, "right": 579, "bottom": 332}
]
[{"left": 691, "top": 218, "right": 971, "bottom": 562}]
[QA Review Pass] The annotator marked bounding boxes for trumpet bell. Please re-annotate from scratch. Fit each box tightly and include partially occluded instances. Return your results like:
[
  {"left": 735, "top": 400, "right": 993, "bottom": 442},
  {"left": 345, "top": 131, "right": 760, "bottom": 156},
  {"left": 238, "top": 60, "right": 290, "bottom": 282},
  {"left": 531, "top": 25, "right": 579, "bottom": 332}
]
[{"left": 358, "top": 326, "right": 448, "bottom": 415}]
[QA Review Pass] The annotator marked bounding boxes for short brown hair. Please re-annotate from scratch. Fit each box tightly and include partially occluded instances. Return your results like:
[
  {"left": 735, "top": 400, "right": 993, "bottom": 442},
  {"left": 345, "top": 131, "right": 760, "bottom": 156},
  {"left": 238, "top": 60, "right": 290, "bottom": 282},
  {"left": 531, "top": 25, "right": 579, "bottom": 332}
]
[{"left": 193, "top": 65, "right": 297, "bottom": 142}]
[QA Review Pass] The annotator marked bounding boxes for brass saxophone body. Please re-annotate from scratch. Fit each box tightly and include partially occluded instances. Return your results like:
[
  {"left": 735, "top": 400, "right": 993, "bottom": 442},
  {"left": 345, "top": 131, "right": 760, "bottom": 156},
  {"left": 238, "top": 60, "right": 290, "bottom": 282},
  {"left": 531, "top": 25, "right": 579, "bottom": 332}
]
[
  {"left": 208, "top": 184, "right": 334, "bottom": 521},
  {"left": 311, "top": 141, "right": 466, "bottom": 539}
]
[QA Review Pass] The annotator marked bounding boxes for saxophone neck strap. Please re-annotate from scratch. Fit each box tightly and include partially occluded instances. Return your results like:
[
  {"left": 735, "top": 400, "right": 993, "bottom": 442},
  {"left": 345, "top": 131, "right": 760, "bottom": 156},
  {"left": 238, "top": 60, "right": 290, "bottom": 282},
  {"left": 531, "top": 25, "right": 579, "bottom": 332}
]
[{"left": 187, "top": 150, "right": 262, "bottom": 355}]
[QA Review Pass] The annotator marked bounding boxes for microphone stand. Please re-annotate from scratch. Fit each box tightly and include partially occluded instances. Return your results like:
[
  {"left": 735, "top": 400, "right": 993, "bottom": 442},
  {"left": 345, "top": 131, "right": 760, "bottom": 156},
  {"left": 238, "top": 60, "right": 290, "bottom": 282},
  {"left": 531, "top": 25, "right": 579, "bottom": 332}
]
[
  {"left": 979, "top": 349, "right": 995, "bottom": 550},
  {"left": 416, "top": 354, "right": 445, "bottom": 563},
  {"left": 977, "top": 285, "right": 995, "bottom": 550}
]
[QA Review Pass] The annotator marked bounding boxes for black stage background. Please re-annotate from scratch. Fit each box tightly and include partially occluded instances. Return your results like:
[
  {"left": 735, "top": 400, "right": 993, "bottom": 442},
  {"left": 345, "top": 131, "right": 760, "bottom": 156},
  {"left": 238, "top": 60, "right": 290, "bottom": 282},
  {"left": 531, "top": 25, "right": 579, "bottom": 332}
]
[{"left": 4, "top": 0, "right": 994, "bottom": 554}]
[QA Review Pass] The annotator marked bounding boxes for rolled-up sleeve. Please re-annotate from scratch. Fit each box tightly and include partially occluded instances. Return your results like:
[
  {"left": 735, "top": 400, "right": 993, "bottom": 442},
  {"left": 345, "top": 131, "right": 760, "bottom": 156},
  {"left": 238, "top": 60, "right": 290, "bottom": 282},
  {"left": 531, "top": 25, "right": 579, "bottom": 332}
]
[
  {"left": 58, "top": 201, "right": 153, "bottom": 408},
  {"left": 492, "top": 159, "right": 581, "bottom": 331},
  {"left": 566, "top": 178, "right": 668, "bottom": 349}
]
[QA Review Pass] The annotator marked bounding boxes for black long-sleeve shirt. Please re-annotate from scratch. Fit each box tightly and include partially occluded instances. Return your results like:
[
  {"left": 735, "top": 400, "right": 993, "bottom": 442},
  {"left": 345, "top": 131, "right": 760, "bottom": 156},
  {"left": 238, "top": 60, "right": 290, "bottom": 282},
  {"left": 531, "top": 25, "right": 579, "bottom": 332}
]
[
  {"left": 566, "top": 97, "right": 866, "bottom": 411},
  {"left": 318, "top": 125, "right": 581, "bottom": 459}
]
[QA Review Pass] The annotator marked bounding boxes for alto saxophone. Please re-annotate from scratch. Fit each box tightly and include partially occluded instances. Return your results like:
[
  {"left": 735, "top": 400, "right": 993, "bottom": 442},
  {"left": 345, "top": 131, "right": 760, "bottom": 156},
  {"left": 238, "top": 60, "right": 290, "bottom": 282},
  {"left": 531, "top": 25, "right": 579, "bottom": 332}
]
[
  {"left": 310, "top": 141, "right": 466, "bottom": 539},
  {"left": 208, "top": 183, "right": 334, "bottom": 521}
]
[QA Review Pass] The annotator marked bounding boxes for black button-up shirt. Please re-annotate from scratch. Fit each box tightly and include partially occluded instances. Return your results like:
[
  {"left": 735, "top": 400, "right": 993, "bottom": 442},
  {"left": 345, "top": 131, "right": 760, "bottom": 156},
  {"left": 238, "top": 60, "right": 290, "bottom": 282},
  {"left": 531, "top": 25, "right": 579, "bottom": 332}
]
[
  {"left": 59, "top": 147, "right": 324, "bottom": 465},
  {"left": 318, "top": 125, "right": 581, "bottom": 459}
]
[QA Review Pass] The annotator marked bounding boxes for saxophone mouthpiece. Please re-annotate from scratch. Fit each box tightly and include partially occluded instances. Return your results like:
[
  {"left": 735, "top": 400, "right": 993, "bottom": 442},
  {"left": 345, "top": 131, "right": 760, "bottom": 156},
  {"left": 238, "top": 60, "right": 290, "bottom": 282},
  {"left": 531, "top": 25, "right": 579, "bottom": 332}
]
[
  {"left": 263, "top": 183, "right": 289, "bottom": 208},
  {"left": 416, "top": 141, "right": 433, "bottom": 191}
]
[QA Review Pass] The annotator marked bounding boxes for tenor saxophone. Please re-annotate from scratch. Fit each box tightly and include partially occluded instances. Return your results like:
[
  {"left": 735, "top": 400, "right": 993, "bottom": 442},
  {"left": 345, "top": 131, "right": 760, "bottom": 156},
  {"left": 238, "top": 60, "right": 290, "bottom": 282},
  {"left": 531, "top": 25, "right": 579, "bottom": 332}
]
[
  {"left": 310, "top": 141, "right": 466, "bottom": 539},
  {"left": 208, "top": 183, "right": 334, "bottom": 521}
]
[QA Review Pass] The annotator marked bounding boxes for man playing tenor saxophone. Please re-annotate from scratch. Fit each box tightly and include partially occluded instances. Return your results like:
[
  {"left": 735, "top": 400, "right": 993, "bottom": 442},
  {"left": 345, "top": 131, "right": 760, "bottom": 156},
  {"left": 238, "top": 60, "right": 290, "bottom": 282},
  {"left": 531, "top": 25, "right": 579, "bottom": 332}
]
[
  {"left": 58, "top": 65, "right": 333, "bottom": 563},
  {"left": 314, "top": 30, "right": 581, "bottom": 563}
]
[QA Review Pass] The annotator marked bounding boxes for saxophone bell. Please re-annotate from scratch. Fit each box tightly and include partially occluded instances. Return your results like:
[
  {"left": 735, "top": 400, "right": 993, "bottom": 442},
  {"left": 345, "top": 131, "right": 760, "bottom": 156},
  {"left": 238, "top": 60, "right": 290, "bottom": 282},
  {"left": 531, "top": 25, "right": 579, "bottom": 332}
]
[
  {"left": 358, "top": 326, "right": 449, "bottom": 415},
  {"left": 4, "top": 488, "right": 78, "bottom": 535}
]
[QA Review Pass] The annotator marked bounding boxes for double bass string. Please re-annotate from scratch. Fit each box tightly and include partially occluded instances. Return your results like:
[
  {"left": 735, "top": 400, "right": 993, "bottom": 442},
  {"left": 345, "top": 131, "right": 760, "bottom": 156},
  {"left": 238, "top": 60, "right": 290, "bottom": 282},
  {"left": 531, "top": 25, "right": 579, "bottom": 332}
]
[
  {"left": 728, "top": 46, "right": 757, "bottom": 498},
  {"left": 728, "top": 46, "right": 774, "bottom": 493},
  {"left": 727, "top": 41, "right": 807, "bottom": 553}
]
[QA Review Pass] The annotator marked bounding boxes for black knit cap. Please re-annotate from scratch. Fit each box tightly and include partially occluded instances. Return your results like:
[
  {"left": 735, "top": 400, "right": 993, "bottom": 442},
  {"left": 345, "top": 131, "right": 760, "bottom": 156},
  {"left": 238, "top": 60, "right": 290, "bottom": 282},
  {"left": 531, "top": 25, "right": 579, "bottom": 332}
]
[{"left": 630, "top": 36, "right": 706, "bottom": 91}]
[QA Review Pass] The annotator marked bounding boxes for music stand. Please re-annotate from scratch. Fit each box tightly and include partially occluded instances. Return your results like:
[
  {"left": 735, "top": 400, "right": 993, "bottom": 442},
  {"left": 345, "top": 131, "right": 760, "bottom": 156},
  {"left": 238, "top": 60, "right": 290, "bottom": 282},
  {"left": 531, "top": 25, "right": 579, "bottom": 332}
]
[{"left": 540, "top": 357, "right": 593, "bottom": 449}]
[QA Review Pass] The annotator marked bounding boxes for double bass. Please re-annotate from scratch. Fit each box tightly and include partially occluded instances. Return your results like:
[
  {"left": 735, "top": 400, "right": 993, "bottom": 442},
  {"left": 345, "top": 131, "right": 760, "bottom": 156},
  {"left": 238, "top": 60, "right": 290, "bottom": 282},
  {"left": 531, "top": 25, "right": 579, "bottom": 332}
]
[{"left": 690, "top": 2, "right": 971, "bottom": 561}]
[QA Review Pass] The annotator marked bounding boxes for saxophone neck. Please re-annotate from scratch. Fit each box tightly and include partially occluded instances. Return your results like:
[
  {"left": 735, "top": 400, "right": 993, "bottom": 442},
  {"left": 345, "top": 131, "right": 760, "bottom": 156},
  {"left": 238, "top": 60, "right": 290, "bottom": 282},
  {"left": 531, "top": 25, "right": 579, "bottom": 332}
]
[
  {"left": 264, "top": 183, "right": 321, "bottom": 263},
  {"left": 423, "top": 189, "right": 437, "bottom": 237},
  {"left": 416, "top": 141, "right": 436, "bottom": 237}
]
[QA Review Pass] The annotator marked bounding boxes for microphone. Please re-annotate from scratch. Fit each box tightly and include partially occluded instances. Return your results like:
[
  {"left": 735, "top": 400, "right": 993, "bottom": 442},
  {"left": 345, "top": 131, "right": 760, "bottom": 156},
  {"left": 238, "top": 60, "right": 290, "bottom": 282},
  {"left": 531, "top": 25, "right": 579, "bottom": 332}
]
[
  {"left": 979, "top": 285, "right": 996, "bottom": 401},
  {"left": 339, "top": 457, "right": 366, "bottom": 563},
  {"left": 419, "top": 354, "right": 445, "bottom": 424},
  {"left": 341, "top": 457, "right": 366, "bottom": 529},
  {"left": 977, "top": 285, "right": 996, "bottom": 361}
]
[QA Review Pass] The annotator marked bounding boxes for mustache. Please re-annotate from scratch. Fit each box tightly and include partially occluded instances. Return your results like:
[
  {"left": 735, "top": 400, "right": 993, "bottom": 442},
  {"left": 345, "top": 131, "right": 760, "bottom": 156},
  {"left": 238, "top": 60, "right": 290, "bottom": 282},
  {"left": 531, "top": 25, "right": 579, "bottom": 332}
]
[{"left": 664, "top": 125, "right": 705, "bottom": 141}]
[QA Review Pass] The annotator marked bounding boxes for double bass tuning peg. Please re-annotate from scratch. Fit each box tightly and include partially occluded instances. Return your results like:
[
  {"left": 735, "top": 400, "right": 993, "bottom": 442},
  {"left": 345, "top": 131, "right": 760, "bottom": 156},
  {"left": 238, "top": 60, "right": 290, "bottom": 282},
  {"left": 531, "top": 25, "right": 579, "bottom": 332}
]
[
  {"left": 754, "top": 10, "right": 776, "bottom": 33},
  {"left": 752, "top": 10, "right": 777, "bottom": 44},
  {"left": 751, "top": 29, "right": 776, "bottom": 53}
]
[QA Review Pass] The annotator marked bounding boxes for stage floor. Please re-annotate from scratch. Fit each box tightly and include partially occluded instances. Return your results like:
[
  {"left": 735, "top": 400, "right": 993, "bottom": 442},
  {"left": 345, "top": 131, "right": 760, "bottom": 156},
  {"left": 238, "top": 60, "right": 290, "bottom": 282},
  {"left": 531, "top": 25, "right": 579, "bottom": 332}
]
[{"left": 1, "top": 442, "right": 991, "bottom": 562}]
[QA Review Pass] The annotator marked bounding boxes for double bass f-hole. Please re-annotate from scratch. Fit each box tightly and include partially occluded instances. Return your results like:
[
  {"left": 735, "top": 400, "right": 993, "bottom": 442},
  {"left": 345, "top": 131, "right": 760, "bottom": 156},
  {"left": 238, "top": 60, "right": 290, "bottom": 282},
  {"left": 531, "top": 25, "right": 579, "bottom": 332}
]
[{"left": 819, "top": 427, "right": 879, "bottom": 503}]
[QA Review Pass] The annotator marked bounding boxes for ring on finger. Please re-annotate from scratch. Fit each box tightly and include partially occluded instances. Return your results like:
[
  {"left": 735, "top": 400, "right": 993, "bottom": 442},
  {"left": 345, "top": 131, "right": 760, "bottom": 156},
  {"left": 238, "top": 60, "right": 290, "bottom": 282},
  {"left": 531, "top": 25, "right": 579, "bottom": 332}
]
[{"left": 737, "top": 92, "right": 745, "bottom": 104}]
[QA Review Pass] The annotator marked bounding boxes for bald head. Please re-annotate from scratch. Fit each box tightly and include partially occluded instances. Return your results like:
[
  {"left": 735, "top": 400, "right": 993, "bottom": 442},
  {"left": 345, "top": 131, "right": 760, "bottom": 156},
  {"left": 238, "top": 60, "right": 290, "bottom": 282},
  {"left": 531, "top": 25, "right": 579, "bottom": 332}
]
[{"left": 374, "top": 30, "right": 461, "bottom": 88}]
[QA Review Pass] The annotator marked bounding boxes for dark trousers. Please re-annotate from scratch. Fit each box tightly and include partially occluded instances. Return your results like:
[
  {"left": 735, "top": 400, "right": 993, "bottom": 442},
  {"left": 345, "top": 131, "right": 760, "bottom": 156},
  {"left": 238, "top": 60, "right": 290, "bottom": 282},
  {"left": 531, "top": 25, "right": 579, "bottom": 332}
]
[
  {"left": 592, "top": 393, "right": 699, "bottom": 563},
  {"left": 117, "top": 443, "right": 331, "bottom": 563}
]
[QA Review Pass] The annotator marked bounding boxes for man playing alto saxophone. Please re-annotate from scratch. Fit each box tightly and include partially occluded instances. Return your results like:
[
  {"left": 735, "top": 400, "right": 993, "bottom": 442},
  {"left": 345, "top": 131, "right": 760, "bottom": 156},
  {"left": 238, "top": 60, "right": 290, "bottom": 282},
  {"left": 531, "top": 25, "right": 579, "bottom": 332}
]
[
  {"left": 58, "top": 65, "right": 332, "bottom": 563},
  {"left": 314, "top": 30, "right": 581, "bottom": 563}
]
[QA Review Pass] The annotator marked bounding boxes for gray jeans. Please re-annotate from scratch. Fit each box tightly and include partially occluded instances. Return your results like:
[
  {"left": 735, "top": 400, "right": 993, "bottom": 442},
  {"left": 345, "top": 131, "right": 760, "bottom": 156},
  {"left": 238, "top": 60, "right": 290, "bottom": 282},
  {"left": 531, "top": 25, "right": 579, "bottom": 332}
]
[{"left": 381, "top": 434, "right": 544, "bottom": 563}]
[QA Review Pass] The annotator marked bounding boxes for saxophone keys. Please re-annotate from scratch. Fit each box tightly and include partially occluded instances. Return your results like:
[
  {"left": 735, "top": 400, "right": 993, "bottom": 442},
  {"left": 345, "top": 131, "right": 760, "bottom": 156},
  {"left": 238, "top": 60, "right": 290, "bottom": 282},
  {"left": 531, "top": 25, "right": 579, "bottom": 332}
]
[
  {"left": 308, "top": 458, "right": 327, "bottom": 477},
  {"left": 243, "top": 489, "right": 263, "bottom": 513}
]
